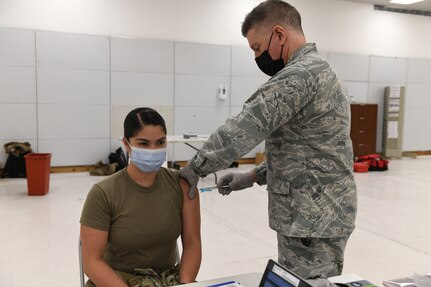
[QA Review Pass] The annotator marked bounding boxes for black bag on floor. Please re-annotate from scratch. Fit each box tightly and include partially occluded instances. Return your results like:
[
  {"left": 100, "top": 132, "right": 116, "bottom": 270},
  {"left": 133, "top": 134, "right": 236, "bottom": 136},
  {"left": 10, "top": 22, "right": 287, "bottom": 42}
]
[
  {"left": 2, "top": 142, "right": 33, "bottom": 178},
  {"left": 108, "top": 147, "right": 128, "bottom": 172},
  {"left": 2, "top": 153, "right": 29, "bottom": 178}
]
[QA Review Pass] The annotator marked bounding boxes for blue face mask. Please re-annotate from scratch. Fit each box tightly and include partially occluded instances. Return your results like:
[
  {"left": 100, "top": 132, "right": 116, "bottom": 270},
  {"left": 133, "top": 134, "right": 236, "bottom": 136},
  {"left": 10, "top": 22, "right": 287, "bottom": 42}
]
[{"left": 127, "top": 141, "right": 167, "bottom": 173}]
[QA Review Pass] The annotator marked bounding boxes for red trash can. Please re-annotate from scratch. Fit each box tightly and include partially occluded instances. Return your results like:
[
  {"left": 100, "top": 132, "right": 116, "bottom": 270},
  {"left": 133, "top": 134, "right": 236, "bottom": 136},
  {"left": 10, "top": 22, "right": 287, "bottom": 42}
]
[{"left": 24, "top": 153, "right": 52, "bottom": 196}]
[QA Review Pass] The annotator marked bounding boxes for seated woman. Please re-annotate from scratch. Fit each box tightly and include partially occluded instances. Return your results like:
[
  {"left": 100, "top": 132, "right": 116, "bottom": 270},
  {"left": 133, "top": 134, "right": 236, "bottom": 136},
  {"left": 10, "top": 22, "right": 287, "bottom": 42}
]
[{"left": 80, "top": 107, "right": 201, "bottom": 287}]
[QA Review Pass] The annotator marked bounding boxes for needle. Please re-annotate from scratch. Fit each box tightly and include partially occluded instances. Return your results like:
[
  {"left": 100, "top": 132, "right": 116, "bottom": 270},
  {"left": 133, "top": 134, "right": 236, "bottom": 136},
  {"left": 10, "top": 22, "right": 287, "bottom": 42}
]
[{"left": 199, "top": 185, "right": 229, "bottom": 192}]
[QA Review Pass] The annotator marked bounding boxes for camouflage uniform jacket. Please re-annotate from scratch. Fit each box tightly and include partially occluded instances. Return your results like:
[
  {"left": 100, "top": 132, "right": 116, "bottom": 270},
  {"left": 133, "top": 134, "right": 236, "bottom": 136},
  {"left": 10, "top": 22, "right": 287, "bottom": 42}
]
[{"left": 191, "top": 43, "right": 357, "bottom": 238}]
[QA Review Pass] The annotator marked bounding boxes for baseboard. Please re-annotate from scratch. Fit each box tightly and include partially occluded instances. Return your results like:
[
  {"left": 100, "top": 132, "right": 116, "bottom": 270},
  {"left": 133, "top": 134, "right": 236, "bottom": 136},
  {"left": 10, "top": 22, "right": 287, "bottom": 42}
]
[
  {"left": 50, "top": 165, "right": 95, "bottom": 173},
  {"left": 405, "top": 150, "right": 431, "bottom": 156}
]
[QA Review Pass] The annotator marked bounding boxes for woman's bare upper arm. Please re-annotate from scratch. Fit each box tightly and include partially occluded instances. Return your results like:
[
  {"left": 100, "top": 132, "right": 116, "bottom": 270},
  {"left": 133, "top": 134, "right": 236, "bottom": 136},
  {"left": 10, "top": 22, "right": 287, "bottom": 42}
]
[
  {"left": 80, "top": 224, "right": 109, "bottom": 260},
  {"left": 179, "top": 177, "right": 201, "bottom": 240}
]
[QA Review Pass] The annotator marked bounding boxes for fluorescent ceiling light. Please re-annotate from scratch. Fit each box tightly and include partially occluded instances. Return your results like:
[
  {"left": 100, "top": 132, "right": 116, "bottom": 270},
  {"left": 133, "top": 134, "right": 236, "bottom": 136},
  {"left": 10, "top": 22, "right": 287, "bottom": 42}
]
[{"left": 390, "top": 0, "right": 424, "bottom": 4}]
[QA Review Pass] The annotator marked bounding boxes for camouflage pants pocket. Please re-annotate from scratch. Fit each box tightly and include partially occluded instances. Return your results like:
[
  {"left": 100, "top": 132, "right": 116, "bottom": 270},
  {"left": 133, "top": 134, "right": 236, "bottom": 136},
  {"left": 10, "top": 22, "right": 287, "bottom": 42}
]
[
  {"left": 86, "top": 266, "right": 180, "bottom": 287},
  {"left": 277, "top": 234, "right": 350, "bottom": 279},
  {"left": 128, "top": 266, "right": 180, "bottom": 287},
  {"left": 160, "top": 266, "right": 181, "bottom": 286},
  {"left": 126, "top": 268, "right": 165, "bottom": 287}
]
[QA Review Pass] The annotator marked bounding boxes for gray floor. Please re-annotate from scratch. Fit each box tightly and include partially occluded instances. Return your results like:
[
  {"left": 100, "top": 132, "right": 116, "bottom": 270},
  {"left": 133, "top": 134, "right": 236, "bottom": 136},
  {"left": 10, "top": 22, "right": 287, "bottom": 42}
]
[{"left": 1, "top": 156, "right": 430, "bottom": 287}]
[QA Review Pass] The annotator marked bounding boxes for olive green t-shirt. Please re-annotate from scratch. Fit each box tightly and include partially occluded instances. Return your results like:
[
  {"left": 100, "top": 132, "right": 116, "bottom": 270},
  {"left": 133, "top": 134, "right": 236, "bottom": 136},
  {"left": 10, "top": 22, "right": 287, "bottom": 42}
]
[{"left": 80, "top": 167, "right": 183, "bottom": 273}]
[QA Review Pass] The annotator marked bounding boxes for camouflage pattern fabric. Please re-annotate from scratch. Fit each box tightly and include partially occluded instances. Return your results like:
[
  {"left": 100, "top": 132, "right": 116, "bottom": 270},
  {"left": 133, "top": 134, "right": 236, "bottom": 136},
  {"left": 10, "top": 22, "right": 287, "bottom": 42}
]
[
  {"left": 85, "top": 265, "right": 180, "bottom": 287},
  {"left": 277, "top": 234, "right": 349, "bottom": 279},
  {"left": 190, "top": 43, "right": 357, "bottom": 238},
  {"left": 3, "top": 141, "right": 32, "bottom": 157}
]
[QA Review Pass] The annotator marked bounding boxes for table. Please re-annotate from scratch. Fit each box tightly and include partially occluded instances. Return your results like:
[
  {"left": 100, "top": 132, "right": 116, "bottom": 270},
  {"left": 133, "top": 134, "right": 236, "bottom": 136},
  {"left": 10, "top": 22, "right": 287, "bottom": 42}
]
[
  {"left": 178, "top": 272, "right": 364, "bottom": 287},
  {"left": 167, "top": 135, "right": 210, "bottom": 145},
  {"left": 179, "top": 272, "right": 262, "bottom": 286},
  {"left": 167, "top": 135, "right": 210, "bottom": 169}
]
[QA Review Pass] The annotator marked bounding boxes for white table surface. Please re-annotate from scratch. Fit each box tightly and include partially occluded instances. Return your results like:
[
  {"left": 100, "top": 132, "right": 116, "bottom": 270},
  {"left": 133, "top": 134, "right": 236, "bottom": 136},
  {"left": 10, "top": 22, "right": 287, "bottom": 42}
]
[
  {"left": 328, "top": 274, "right": 364, "bottom": 284},
  {"left": 178, "top": 272, "right": 262, "bottom": 286},
  {"left": 177, "top": 272, "right": 364, "bottom": 287}
]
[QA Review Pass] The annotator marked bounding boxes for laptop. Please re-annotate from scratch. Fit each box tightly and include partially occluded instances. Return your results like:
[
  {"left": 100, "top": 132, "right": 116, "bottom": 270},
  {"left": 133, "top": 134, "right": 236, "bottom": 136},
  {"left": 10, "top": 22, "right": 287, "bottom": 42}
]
[{"left": 259, "top": 259, "right": 314, "bottom": 287}]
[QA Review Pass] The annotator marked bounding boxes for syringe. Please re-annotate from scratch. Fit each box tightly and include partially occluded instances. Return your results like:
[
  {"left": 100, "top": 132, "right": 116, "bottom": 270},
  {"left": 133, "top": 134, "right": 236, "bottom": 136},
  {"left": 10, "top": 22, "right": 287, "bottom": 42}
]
[{"left": 199, "top": 185, "right": 229, "bottom": 192}]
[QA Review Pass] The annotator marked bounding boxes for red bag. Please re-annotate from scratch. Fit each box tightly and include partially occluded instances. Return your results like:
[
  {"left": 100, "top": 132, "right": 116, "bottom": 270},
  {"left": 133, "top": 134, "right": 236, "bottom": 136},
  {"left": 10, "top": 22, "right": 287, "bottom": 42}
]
[
  {"left": 354, "top": 162, "right": 369, "bottom": 173},
  {"left": 355, "top": 154, "right": 389, "bottom": 171}
]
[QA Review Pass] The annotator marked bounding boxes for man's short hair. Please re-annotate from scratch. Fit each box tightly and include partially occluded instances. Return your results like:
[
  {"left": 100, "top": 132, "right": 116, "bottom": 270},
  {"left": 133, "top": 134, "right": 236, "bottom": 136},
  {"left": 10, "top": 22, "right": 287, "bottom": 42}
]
[{"left": 241, "top": 0, "right": 303, "bottom": 37}]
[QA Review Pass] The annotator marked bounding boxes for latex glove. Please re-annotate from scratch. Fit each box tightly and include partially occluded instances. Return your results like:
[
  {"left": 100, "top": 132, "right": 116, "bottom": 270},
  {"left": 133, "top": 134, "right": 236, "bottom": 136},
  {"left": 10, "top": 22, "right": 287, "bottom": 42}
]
[
  {"left": 217, "top": 172, "right": 254, "bottom": 195},
  {"left": 179, "top": 164, "right": 199, "bottom": 199}
]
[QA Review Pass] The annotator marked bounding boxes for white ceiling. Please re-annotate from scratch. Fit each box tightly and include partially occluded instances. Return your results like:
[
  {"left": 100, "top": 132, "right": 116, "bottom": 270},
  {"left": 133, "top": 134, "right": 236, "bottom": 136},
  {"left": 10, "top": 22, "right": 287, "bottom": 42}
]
[{"left": 341, "top": 0, "right": 431, "bottom": 13}]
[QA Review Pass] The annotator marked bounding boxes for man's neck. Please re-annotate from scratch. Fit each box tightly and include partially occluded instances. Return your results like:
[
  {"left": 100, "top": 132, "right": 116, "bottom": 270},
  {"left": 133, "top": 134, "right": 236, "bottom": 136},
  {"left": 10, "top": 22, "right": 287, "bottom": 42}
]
[{"left": 285, "top": 34, "right": 307, "bottom": 63}]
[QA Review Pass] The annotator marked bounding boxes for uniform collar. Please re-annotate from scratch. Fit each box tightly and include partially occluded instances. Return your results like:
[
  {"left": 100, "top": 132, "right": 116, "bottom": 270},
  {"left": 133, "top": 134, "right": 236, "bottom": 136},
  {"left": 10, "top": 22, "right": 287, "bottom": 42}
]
[{"left": 288, "top": 43, "right": 317, "bottom": 63}]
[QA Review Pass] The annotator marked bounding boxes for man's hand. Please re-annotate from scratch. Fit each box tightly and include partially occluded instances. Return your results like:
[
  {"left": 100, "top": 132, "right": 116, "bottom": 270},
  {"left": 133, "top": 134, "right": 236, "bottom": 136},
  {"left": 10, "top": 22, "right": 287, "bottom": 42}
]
[
  {"left": 217, "top": 172, "right": 255, "bottom": 195},
  {"left": 179, "top": 164, "right": 199, "bottom": 199}
]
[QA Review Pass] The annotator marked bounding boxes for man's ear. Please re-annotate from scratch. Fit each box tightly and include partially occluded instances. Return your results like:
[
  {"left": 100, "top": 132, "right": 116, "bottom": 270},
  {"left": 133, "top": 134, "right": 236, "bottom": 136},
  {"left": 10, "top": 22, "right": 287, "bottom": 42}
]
[{"left": 272, "top": 25, "right": 287, "bottom": 43}]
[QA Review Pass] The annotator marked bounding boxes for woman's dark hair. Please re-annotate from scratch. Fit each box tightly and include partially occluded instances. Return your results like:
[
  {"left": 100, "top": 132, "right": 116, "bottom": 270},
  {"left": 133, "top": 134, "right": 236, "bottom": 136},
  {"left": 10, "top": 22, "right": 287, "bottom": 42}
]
[{"left": 124, "top": 107, "right": 167, "bottom": 140}]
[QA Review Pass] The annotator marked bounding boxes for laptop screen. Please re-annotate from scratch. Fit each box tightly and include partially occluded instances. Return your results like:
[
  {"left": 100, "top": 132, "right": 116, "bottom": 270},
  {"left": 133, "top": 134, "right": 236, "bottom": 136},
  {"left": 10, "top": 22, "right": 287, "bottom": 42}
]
[{"left": 259, "top": 260, "right": 313, "bottom": 287}]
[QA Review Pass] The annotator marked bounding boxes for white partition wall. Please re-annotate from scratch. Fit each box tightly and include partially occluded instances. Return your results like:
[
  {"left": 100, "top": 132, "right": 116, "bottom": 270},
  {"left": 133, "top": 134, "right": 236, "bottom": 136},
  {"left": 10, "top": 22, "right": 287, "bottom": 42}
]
[
  {"left": 36, "top": 31, "right": 110, "bottom": 166},
  {"left": 327, "top": 52, "right": 414, "bottom": 153},
  {"left": 404, "top": 59, "right": 431, "bottom": 151},
  {"left": 231, "top": 45, "right": 269, "bottom": 107},
  {"left": 2, "top": 27, "right": 431, "bottom": 168},
  {"left": 110, "top": 37, "right": 174, "bottom": 154},
  {"left": 173, "top": 42, "right": 231, "bottom": 161},
  {"left": 0, "top": 28, "right": 37, "bottom": 167},
  {"left": 329, "top": 53, "right": 370, "bottom": 82},
  {"left": 328, "top": 53, "right": 370, "bottom": 103}
]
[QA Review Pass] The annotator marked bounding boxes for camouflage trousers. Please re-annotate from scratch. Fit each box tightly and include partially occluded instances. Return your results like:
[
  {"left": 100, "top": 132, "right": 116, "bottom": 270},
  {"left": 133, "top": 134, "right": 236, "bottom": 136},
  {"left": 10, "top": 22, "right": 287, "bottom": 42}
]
[
  {"left": 277, "top": 233, "right": 350, "bottom": 279},
  {"left": 85, "top": 265, "right": 180, "bottom": 287}
]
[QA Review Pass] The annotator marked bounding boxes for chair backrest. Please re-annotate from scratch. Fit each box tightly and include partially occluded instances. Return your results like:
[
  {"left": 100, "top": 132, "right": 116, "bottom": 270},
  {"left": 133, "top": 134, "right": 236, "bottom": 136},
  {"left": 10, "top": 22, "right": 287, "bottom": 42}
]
[{"left": 79, "top": 238, "right": 85, "bottom": 287}]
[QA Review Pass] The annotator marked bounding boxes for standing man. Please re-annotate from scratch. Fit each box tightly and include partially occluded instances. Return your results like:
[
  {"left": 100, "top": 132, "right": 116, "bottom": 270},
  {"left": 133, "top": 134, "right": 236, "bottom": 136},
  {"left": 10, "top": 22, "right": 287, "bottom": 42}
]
[{"left": 180, "top": 0, "right": 357, "bottom": 279}]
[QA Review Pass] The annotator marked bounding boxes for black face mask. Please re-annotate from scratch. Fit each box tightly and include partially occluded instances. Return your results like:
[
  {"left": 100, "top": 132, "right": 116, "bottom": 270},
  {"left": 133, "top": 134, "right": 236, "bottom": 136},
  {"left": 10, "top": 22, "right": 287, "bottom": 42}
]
[{"left": 255, "top": 33, "right": 285, "bottom": 76}]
